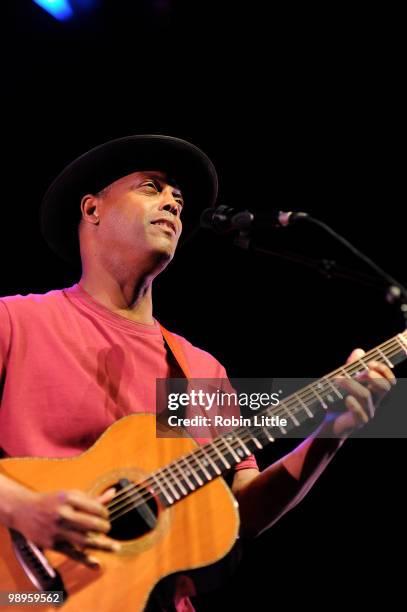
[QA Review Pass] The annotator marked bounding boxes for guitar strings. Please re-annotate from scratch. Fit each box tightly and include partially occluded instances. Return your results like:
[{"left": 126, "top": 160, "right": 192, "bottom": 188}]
[
  {"left": 106, "top": 336, "right": 403, "bottom": 519},
  {"left": 103, "top": 338, "right": 404, "bottom": 523},
  {"left": 106, "top": 339, "right": 403, "bottom": 522}
]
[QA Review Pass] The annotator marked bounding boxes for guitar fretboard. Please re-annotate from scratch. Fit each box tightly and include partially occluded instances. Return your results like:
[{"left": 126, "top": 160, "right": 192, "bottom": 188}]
[{"left": 147, "top": 331, "right": 407, "bottom": 507}]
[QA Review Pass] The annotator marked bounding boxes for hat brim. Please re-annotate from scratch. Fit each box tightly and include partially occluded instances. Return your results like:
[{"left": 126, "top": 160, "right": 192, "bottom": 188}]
[{"left": 40, "top": 134, "right": 218, "bottom": 263}]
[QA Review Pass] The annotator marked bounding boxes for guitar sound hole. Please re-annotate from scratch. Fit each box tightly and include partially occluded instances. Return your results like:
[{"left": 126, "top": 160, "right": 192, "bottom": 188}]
[{"left": 106, "top": 478, "right": 159, "bottom": 541}]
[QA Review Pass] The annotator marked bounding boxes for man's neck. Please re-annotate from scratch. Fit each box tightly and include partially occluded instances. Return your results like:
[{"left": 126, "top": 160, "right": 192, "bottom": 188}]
[{"left": 79, "top": 272, "right": 155, "bottom": 325}]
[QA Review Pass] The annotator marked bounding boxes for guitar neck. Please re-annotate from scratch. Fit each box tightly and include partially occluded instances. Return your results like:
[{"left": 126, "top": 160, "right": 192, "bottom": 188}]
[{"left": 151, "top": 331, "right": 407, "bottom": 507}]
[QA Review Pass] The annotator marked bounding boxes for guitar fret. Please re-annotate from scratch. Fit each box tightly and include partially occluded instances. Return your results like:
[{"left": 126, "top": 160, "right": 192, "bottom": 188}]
[
  {"left": 358, "top": 357, "right": 370, "bottom": 371},
  {"left": 184, "top": 456, "right": 204, "bottom": 486},
  {"left": 324, "top": 377, "right": 343, "bottom": 400},
  {"left": 250, "top": 435, "right": 263, "bottom": 449},
  {"left": 310, "top": 387, "right": 328, "bottom": 409},
  {"left": 200, "top": 446, "right": 222, "bottom": 475},
  {"left": 173, "top": 461, "right": 192, "bottom": 494},
  {"left": 161, "top": 467, "right": 181, "bottom": 500},
  {"left": 194, "top": 453, "right": 212, "bottom": 481},
  {"left": 168, "top": 463, "right": 188, "bottom": 497},
  {"left": 280, "top": 402, "right": 300, "bottom": 427},
  {"left": 222, "top": 437, "right": 241, "bottom": 462},
  {"left": 151, "top": 474, "right": 173, "bottom": 505},
  {"left": 262, "top": 426, "right": 275, "bottom": 442},
  {"left": 197, "top": 451, "right": 212, "bottom": 470},
  {"left": 234, "top": 445, "right": 248, "bottom": 460},
  {"left": 294, "top": 393, "right": 314, "bottom": 418},
  {"left": 377, "top": 348, "right": 394, "bottom": 368},
  {"left": 316, "top": 381, "right": 336, "bottom": 406},
  {"left": 177, "top": 458, "right": 196, "bottom": 489},
  {"left": 212, "top": 441, "right": 231, "bottom": 469},
  {"left": 381, "top": 338, "right": 407, "bottom": 366},
  {"left": 235, "top": 435, "right": 251, "bottom": 456}
]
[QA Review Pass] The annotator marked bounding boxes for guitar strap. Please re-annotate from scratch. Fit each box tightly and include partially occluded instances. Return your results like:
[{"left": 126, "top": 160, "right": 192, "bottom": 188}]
[
  {"left": 159, "top": 324, "right": 214, "bottom": 444},
  {"left": 159, "top": 324, "right": 193, "bottom": 379},
  {"left": 158, "top": 326, "right": 241, "bottom": 605}
]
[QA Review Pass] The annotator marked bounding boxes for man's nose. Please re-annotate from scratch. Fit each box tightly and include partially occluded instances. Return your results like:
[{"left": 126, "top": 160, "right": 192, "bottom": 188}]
[{"left": 160, "top": 199, "right": 180, "bottom": 217}]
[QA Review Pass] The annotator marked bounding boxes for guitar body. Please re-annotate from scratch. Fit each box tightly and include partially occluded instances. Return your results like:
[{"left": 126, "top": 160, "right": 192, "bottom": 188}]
[{"left": 0, "top": 414, "right": 239, "bottom": 611}]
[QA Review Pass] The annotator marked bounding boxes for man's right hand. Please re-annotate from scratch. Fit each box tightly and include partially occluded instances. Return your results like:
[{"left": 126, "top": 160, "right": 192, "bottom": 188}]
[{"left": 9, "top": 487, "right": 120, "bottom": 568}]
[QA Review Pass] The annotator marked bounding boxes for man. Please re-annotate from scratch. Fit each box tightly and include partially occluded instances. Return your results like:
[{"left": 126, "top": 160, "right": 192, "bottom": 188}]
[{"left": 0, "top": 135, "right": 395, "bottom": 611}]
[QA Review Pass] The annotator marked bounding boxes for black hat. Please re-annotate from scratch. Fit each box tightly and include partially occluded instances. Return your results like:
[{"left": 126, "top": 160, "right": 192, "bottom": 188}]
[{"left": 40, "top": 134, "right": 218, "bottom": 263}]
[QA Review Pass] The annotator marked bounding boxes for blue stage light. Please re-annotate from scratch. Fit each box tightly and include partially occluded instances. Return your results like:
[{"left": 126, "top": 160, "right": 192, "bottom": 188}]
[
  {"left": 33, "top": 0, "right": 74, "bottom": 21},
  {"left": 33, "top": 1, "right": 100, "bottom": 21}
]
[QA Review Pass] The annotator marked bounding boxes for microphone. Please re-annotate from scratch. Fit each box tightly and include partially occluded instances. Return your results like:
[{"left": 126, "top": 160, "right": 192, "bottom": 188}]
[{"left": 200, "top": 205, "right": 309, "bottom": 234}]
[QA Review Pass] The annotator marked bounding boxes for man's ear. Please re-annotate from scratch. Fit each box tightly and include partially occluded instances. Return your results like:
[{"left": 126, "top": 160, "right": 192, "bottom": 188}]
[{"left": 80, "top": 194, "right": 100, "bottom": 225}]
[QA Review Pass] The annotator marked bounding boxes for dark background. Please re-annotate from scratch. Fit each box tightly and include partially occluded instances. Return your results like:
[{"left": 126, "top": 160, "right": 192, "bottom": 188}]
[{"left": 3, "top": 2, "right": 406, "bottom": 609}]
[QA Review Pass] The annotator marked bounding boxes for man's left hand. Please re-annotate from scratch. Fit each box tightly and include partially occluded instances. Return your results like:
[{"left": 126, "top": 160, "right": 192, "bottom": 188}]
[{"left": 324, "top": 348, "right": 396, "bottom": 437}]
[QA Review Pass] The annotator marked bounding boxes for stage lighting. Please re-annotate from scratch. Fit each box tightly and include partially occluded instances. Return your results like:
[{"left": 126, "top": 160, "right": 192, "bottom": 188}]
[
  {"left": 33, "top": 0, "right": 73, "bottom": 21},
  {"left": 33, "top": 0, "right": 99, "bottom": 22}
]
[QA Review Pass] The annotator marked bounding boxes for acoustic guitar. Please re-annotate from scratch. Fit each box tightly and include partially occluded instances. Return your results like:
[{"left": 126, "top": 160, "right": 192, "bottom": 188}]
[{"left": 0, "top": 330, "right": 406, "bottom": 611}]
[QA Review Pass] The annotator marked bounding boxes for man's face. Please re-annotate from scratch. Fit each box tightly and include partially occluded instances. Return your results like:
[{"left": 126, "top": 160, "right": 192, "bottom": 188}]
[{"left": 89, "top": 170, "right": 184, "bottom": 271}]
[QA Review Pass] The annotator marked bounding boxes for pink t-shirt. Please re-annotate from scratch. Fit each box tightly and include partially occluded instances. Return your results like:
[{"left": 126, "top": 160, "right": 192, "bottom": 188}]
[{"left": 0, "top": 284, "right": 258, "bottom": 610}]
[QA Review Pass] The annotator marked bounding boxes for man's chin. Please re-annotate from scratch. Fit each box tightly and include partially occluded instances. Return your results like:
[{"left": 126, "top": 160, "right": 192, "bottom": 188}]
[{"left": 150, "top": 244, "right": 176, "bottom": 270}]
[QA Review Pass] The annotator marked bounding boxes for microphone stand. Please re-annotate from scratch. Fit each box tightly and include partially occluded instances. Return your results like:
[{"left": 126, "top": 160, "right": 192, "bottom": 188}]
[{"left": 213, "top": 212, "right": 407, "bottom": 326}]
